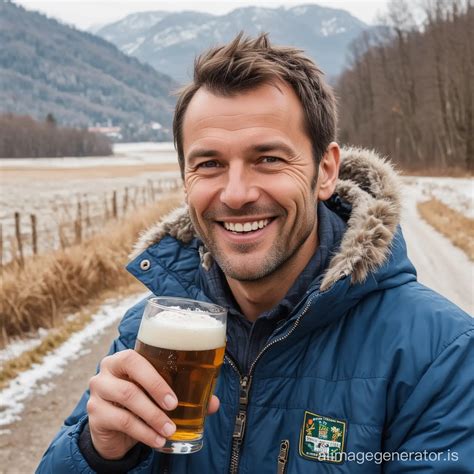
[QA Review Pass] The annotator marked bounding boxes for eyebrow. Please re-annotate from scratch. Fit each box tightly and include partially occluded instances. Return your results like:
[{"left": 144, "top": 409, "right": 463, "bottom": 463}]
[
  {"left": 186, "top": 141, "right": 295, "bottom": 164},
  {"left": 186, "top": 148, "right": 220, "bottom": 165},
  {"left": 250, "top": 141, "right": 295, "bottom": 156}
]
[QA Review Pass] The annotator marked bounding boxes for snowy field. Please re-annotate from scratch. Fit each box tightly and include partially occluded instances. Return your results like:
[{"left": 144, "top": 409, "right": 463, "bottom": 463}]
[
  {"left": 0, "top": 142, "right": 181, "bottom": 261},
  {"left": 0, "top": 142, "right": 178, "bottom": 168}
]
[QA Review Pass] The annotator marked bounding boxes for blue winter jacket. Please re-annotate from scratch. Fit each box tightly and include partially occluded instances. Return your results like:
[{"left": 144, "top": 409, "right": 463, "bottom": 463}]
[{"left": 38, "top": 148, "right": 473, "bottom": 473}]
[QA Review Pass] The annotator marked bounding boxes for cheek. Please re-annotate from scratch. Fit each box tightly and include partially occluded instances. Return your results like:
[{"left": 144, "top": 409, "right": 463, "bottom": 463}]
[
  {"left": 184, "top": 178, "right": 214, "bottom": 217},
  {"left": 267, "top": 171, "right": 315, "bottom": 211}
]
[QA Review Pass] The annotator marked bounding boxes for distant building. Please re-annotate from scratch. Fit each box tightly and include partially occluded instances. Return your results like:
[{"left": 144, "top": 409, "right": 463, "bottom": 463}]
[{"left": 88, "top": 126, "right": 122, "bottom": 140}]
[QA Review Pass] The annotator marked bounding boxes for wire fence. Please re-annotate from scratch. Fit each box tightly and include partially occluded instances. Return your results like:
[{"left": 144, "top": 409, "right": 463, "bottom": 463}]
[{"left": 1, "top": 177, "right": 182, "bottom": 267}]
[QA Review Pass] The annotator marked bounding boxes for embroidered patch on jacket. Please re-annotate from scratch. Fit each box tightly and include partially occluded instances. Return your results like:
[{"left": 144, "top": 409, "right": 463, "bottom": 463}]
[{"left": 299, "top": 410, "right": 347, "bottom": 463}]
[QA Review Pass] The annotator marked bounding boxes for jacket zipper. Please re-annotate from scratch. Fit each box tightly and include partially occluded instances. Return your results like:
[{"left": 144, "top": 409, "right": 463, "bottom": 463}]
[
  {"left": 277, "top": 440, "right": 290, "bottom": 474},
  {"left": 226, "top": 356, "right": 251, "bottom": 474},
  {"left": 226, "top": 294, "right": 316, "bottom": 474}
]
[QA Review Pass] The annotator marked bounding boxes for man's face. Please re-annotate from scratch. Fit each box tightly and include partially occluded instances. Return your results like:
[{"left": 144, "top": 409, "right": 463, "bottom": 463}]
[{"left": 182, "top": 82, "right": 320, "bottom": 281}]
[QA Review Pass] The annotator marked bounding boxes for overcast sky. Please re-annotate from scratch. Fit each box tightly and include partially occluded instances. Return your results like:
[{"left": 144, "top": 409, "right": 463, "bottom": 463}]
[{"left": 14, "top": 0, "right": 392, "bottom": 31}]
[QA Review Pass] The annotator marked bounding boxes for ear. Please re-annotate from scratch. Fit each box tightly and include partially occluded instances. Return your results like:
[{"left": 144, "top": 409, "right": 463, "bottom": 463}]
[{"left": 316, "top": 142, "right": 340, "bottom": 201}]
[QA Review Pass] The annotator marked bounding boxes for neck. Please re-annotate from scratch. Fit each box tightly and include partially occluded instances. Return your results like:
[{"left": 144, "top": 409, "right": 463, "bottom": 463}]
[{"left": 226, "top": 227, "right": 318, "bottom": 322}]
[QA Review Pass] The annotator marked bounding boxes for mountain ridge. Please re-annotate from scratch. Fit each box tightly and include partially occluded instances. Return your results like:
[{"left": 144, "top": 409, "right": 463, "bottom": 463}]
[
  {"left": 0, "top": 2, "right": 177, "bottom": 138},
  {"left": 95, "top": 4, "right": 370, "bottom": 83}
]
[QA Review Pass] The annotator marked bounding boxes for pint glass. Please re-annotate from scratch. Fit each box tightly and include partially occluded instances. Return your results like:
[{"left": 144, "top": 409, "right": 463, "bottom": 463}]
[{"left": 135, "top": 297, "right": 227, "bottom": 454}]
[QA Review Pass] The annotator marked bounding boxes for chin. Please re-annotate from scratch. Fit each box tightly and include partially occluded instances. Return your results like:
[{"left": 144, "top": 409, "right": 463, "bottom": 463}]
[{"left": 218, "top": 258, "right": 275, "bottom": 281}]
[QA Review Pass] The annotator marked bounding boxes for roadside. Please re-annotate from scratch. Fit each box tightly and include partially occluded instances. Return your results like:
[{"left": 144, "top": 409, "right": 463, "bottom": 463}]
[
  {"left": 400, "top": 184, "right": 473, "bottom": 315},
  {"left": 0, "top": 292, "right": 148, "bottom": 474}
]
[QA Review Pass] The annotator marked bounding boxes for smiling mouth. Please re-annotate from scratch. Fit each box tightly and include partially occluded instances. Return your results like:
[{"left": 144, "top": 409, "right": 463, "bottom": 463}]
[{"left": 218, "top": 218, "right": 275, "bottom": 234}]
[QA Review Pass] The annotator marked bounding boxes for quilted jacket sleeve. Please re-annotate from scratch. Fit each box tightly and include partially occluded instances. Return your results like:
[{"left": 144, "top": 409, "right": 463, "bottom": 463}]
[
  {"left": 382, "top": 328, "right": 474, "bottom": 473},
  {"left": 36, "top": 301, "right": 158, "bottom": 473}
]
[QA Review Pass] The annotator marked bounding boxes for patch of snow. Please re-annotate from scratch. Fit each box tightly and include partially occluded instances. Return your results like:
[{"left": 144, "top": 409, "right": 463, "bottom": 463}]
[
  {"left": 0, "top": 292, "right": 148, "bottom": 427},
  {"left": 152, "top": 25, "right": 206, "bottom": 48},
  {"left": 123, "top": 36, "right": 146, "bottom": 55},
  {"left": 0, "top": 336, "right": 44, "bottom": 365},
  {"left": 292, "top": 6, "right": 309, "bottom": 16},
  {"left": 402, "top": 176, "right": 473, "bottom": 218},
  {"left": 124, "top": 13, "right": 166, "bottom": 30},
  {"left": 321, "top": 18, "right": 346, "bottom": 36}
]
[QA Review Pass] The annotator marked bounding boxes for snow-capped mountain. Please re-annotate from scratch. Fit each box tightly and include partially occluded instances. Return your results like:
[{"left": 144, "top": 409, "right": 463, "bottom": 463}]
[{"left": 94, "top": 4, "right": 370, "bottom": 83}]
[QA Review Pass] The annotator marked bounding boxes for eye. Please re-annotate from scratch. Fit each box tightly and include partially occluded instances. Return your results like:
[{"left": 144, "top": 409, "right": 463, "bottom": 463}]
[
  {"left": 260, "top": 156, "right": 283, "bottom": 164},
  {"left": 196, "top": 160, "right": 220, "bottom": 169}
]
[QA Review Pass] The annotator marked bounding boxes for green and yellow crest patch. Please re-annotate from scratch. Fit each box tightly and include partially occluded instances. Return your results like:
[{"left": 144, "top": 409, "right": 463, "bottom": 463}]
[{"left": 299, "top": 410, "right": 347, "bottom": 463}]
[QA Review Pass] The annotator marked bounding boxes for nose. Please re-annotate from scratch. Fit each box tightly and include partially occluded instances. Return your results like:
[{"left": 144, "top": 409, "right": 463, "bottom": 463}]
[{"left": 220, "top": 163, "right": 260, "bottom": 209}]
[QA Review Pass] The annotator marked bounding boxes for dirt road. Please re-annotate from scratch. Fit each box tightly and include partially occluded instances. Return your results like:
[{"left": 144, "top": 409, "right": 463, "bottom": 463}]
[
  {"left": 401, "top": 185, "right": 473, "bottom": 315},
  {"left": 0, "top": 184, "right": 472, "bottom": 473},
  {"left": 0, "top": 322, "right": 120, "bottom": 473}
]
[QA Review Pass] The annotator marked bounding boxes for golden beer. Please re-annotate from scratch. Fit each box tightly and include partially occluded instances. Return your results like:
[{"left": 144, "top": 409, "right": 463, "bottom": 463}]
[{"left": 135, "top": 297, "right": 226, "bottom": 454}]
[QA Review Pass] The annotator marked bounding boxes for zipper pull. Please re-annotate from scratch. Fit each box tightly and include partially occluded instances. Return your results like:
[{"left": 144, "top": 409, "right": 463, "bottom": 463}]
[
  {"left": 239, "top": 376, "right": 251, "bottom": 405},
  {"left": 233, "top": 411, "right": 246, "bottom": 440},
  {"left": 277, "top": 440, "right": 290, "bottom": 474},
  {"left": 233, "top": 376, "right": 252, "bottom": 441}
]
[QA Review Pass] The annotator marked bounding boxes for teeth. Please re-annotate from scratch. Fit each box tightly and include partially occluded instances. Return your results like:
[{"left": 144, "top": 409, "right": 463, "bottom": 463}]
[{"left": 223, "top": 219, "right": 270, "bottom": 233}]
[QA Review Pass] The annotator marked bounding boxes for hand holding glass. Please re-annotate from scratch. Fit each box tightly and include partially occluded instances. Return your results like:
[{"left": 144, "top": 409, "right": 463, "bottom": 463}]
[{"left": 134, "top": 297, "right": 226, "bottom": 454}]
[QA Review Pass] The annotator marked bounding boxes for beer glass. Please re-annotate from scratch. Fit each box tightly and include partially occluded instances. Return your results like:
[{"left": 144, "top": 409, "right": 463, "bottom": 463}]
[{"left": 135, "top": 297, "right": 227, "bottom": 454}]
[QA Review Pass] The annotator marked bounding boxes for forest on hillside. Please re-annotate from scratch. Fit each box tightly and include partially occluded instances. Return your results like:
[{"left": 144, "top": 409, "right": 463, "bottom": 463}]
[{"left": 336, "top": 0, "right": 473, "bottom": 172}]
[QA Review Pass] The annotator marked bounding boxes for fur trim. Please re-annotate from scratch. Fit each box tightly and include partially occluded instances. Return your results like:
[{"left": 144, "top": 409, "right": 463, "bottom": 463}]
[
  {"left": 319, "top": 147, "right": 401, "bottom": 291},
  {"left": 129, "top": 147, "right": 401, "bottom": 290}
]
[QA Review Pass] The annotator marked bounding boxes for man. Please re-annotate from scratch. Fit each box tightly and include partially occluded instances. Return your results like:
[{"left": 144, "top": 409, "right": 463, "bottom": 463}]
[{"left": 38, "top": 33, "right": 472, "bottom": 473}]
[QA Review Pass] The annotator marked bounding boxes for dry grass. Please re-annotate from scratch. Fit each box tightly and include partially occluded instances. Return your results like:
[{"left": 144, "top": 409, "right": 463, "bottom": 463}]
[
  {"left": 417, "top": 198, "right": 474, "bottom": 260},
  {"left": 0, "top": 192, "right": 183, "bottom": 347},
  {"left": 0, "top": 281, "right": 143, "bottom": 389}
]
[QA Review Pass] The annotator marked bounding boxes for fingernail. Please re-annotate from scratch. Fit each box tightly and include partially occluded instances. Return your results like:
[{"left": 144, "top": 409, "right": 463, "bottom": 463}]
[
  {"left": 155, "top": 436, "right": 165, "bottom": 447},
  {"left": 162, "top": 422, "right": 176, "bottom": 437},
  {"left": 163, "top": 394, "right": 178, "bottom": 410}
]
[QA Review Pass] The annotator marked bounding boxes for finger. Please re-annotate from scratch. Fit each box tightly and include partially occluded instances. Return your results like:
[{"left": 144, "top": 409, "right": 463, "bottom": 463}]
[
  {"left": 91, "top": 375, "right": 176, "bottom": 438},
  {"left": 88, "top": 397, "right": 166, "bottom": 450},
  {"left": 207, "top": 395, "right": 220, "bottom": 415},
  {"left": 101, "top": 350, "right": 178, "bottom": 411}
]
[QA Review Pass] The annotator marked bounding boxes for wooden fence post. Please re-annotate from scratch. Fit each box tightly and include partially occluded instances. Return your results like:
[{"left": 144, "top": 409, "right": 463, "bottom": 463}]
[
  {"left": 85, "top": 198, "right": 91, "bottom": 228},
  {"left": 112, "top": 190, "right": 118, "bottom": 219},
  {"left": 104, "top": 194, "right": 110, "bottom": 219},
  {"left": 30, "top": 214, "right": 38, "bottom": 255},
  {"left": 75, "top": 200, "right": 82, "bottom": 244},
  {"left": 148, "top": 179, "right": 155, "bottom": 201},
  {"left": 132, "top": 187, "right": 139, "bottom": 208},
  {"left": 123, "top": 187, "right": 129, "bottom": 213},
  {"left": 14, "top": 212, "right": 24, "bottom": 266}
]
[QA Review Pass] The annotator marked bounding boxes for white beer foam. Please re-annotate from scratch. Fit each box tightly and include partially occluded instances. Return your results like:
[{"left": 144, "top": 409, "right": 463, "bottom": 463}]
[{"left": 137, "top": 309, "right": 226, "bottom": 351}]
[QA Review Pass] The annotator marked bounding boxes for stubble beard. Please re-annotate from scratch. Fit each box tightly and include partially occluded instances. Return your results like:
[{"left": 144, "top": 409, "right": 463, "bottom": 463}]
[{"left": 189, "top": 209, "right": 317, "bottom": 282}]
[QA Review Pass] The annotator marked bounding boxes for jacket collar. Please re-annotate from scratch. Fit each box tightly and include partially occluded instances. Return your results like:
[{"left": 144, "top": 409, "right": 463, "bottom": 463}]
[{"left": 129, "top": 147, "right": 402, "bottom": 292}]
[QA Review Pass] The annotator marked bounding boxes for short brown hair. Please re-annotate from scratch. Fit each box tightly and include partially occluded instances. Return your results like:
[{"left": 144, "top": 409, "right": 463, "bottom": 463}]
[{"left": 173, "top": 32, "right": 337, "bottom": 177}]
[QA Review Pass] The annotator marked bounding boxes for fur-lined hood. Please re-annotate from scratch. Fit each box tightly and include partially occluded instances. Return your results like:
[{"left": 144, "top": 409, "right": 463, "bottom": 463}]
[{"left": 130, "top": 147, "right": 401, "bottom": 292}]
